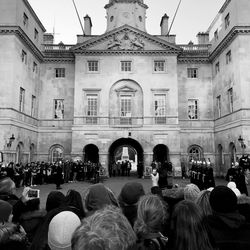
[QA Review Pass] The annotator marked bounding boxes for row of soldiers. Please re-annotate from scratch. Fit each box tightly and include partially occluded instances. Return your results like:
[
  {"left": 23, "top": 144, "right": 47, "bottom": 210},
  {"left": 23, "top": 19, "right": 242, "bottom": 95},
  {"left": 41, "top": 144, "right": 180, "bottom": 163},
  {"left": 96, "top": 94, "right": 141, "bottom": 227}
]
[
  {"left": 0, "top": 160, "right": 103, "bottom": 188},
  {"left": 189, "top": 159, "right": 215, "bottom": 190}
]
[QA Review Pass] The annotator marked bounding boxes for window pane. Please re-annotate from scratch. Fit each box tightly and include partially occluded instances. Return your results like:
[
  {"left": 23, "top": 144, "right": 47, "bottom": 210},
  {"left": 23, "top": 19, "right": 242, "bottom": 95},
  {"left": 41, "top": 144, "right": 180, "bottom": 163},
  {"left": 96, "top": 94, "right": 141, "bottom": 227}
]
[
  {"left": 121, "top": 61, "right": 132, "bottom": 72},
  {"left": 88, "top": 61, "right": 98, "bottom": 72},
  {"left": 154, "top": 94, "right": 166, "bottom": 124},
  {"left": 154, "top": 61, "right": 165, "bottom": 72},
  {"left": 188, "top": 99, "right": 198, "bottom": 119},
  {"left": 120, "top": 95, "right": 132, "bottom": 124},
  {"left": 187, "top": 68, "right": 198, "bottom": 78},
  {"left": 55, "top": 68, "right": 65, "bottom": 78},
  {"left": 87, "top": 94, "right": 98, "bottom": 124},
  {"left": 54, "top": 99, "right": 64, "bottom": 119}
]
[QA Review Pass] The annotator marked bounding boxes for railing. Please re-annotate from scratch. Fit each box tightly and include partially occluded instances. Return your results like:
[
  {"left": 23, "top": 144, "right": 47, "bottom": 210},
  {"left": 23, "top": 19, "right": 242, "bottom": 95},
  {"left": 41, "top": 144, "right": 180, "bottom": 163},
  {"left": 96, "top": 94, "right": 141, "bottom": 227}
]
[
  {"left": 179, "top": 44, "right": 211, "bottom": 53},
  {"left": 43, "top": 44, "right": 74, "bottom": 51},
  {"left": 74, "top": 116, "right": 179, "bottom": 126}
]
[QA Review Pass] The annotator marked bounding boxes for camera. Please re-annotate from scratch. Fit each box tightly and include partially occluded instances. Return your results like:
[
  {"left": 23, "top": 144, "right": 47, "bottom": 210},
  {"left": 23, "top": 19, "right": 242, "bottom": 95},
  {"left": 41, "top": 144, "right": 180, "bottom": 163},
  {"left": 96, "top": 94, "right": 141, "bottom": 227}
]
[{"left": 27, "top": 189, "right": 40, "bottom": 198}]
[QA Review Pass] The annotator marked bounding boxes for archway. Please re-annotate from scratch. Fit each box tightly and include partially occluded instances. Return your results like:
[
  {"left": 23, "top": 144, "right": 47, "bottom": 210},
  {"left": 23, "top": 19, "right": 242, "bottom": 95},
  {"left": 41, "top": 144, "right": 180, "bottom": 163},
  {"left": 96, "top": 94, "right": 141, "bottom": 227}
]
[
  {"left": 153, "top": 144, "right": 169, "bottom": 165},
  {"left": 84, "top": 144, "right": 99, "bottom": 163},
  {"left": 49, "top": 144, "right": 64, "bottom": 163},
  {"left": 109, "top": 138, "right": 144, "bottom": 174}
]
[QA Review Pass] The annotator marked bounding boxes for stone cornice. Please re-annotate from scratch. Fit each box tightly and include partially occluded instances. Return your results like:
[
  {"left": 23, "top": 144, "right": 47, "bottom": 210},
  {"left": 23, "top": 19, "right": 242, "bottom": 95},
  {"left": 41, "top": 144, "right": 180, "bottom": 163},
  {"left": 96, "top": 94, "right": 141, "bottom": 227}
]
[
  {"left": 209, "top": 26, "right": 250, "bottom": 62},
  {"left": 0, "top": 26, "right": 44, "bottom": 62},
  {"left": 43, "top": 57, "right": 75, "bottom": 63},
  {"left": 177, "top": 57, "right": 210, "bottom": 64},
  {"left": 104, "top": 0, "right": 148, "bottom": 9}
]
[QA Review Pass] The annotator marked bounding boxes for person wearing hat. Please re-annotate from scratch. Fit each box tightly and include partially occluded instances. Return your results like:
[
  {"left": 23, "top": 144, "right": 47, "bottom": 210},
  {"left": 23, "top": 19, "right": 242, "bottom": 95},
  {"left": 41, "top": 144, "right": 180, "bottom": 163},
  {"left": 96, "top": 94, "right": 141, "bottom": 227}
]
[
  {"left": 118, "top": 182, "right": 145, "bottom": 227},
  {"left": 206, "top": 186, "right": 250, "bottom": 250}
]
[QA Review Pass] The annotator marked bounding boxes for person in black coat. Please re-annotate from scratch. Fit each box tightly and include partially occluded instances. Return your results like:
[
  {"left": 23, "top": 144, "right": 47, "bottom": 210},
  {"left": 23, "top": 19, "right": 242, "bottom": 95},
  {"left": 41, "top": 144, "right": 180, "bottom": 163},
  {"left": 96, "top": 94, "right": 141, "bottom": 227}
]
[{"left": 53, "top": 162, "right": 63, "bottom": 190}]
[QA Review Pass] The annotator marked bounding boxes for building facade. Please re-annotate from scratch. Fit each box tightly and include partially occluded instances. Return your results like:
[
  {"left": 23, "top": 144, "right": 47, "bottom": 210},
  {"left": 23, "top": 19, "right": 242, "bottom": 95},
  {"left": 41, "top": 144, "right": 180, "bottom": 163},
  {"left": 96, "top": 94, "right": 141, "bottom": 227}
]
[{"left": 0, "top": 0, "right": 249, "bottom": 176}]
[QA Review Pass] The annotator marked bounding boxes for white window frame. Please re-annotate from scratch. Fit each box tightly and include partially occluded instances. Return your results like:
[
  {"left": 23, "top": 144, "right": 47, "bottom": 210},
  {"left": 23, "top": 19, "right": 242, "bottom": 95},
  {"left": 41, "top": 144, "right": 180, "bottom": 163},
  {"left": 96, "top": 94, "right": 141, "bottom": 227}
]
[
  {"left": 188, "top": 145, "right": 203, "bottom": 161},
  {"left": 188, "top": 99, "right": 199, "bottom": 120},
  {"left": 216, "top": 95, "right": 221, "bottom": 118},
  {"left": 215, "top": 62, "right": 220, "bottom": 74},
  {"left": 23, "top": 13, "right": 28, "bottom": 27},
  {"left": 154, "top": 94, "right": 166, "bottom": 124},
  {"left": 226, "top": 50, "right": 231, "bottom": 64},
  {"left": 87, "top": 60, "right": 99, "bottom": 73},
  {"left": 86, "top": 94, "right": 98, "bottom": 124},
  {"left": 120, "top": 95, "right": 132, "bottom": 125},
  {"left": 54, "top": 99, "right": 64, "bottom": 119},
  {"left": 19, "top": 87, "right": 25, "bottom": 112},
  {"left": 121, "top": 61, "right": 132, "bottom": 72},
  {"left": 225, "top": 13, "right": 230, "bottom": 29},
  {"left": 31, "top": 95, "right": 36, "bottom": 117},
  {"left": 187, "top": 68, "right": 198, "bottom": 78},
  {"left": 55, "top": 68, "right": 65, "bottom": 78},
  {"left": 153, "top": 60, "right": 166, "bottom": 73},
  {"left": 228, "top": 88, "right": 233, "bottom": 113},
  {"left": 34, "top": 28, "right": 39, "bottom": 40},
  {"left": 21, "top": 50, "right": 27, "bottom": 64}
]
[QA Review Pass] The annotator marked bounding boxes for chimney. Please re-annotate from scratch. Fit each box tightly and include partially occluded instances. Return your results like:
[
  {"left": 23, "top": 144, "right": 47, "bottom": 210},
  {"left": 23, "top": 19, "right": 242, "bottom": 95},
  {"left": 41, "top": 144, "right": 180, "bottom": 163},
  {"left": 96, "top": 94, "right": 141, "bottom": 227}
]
[
  {"left": 160, "top": 13, "right": 169, "bottom": 36},
  {"left": 196, "top": 32, "right": 209, "bottom": 44},
  {"left": 84, "top": 15, "right": 92, "bottom": 35}
]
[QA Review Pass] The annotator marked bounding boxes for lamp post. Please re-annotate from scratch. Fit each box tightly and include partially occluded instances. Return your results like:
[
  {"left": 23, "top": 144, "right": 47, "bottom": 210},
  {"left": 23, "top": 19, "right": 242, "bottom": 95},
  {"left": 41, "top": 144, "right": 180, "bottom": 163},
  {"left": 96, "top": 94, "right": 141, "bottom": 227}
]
[
  {"left": 238, "top": 135, "right": 246, "bottom": 155},
  {"left": 6, "top": 134, "right": 15, "bottom": 148}
]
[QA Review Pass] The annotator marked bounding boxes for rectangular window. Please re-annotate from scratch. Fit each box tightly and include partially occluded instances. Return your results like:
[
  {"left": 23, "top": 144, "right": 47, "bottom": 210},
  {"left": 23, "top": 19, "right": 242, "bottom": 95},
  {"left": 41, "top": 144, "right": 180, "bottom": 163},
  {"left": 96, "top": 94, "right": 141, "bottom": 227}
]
[
  {"left": 215, "top": 62, "right": 220, "bottom": 74},
  {"left": 87, "top": 61, "right": 99, "bottom": 72},
  {"left": 54, "top": 99, "right": 64, "bottom": 119},
  {"left": 21, "top": 50, "right": 27, "bottom": 64},
  {"left": 23, "top": 13, "right": 28, "bottom": 26},
  {"left": 33, "top": 62, "right": 37, "bottom": 72},
  {"left": 86, "top": 94, "right": 98, "bottom": 124},
  {"left": 216, "top": 95, "right": 221, "bottom": 118},
  {"left": 226, "top": 50, "right": 231, "bottom": 64},
  {"left": 19, "top": 87, "right": 25, "bottom": 112},
  {"left": 31, "top": 95, "right": 36, "bottom": 117},
  {"left": 154, "top": 60, "right": 165, "bottom": 72},
  {"left": 121, "top": 61, "right": 132, "bottom": 72},
  {"left": 187, "top": 68, "right": 198, "bottom": 78},
  {"left": 154, "top": 94, "right": 166, "bottom": 124},
  {"left": 214, "top": 30, "right": 218, "bottom": 41},
  {"left": 228, "top": 88, "right": 233, "bottom": 113},
  {"left": 225, "top": 13, "right": 230, "bottom": 29},
  {"left": 188, "top": 99, "right": 198, "bottom": 120},
  {"left": 34, "top": 28, "right": 39, "bottom": 40},
  {"left": 55, "top": 68, "right": 65, "bottom": 78},
  {"left": 120, "top": 95, "right": 132, "bottom": 124}
]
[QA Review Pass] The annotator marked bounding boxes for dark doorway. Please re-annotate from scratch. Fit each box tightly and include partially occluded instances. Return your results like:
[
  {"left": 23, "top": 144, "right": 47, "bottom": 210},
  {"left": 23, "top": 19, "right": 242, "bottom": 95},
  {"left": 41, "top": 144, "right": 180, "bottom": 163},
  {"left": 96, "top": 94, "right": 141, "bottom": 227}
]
[
  {"left": 84, "top": 144, "right": 99, "bottom": 163},
  {"left": 109, "top": 138, "right": 144, "bottom": 170},
  {"left": 153, "top": 144, "right": 169, "bottom": 164}
]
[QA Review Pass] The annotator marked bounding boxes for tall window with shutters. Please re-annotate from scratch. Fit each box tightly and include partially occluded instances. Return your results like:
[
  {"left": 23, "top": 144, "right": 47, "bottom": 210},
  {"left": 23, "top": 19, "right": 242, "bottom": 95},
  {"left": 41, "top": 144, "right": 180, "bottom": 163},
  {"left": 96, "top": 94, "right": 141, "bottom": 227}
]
[
  {"left": 86, "top": 94, "right": 98, "bottom": 124},
  {"left": 188, "top": 99, "right": 198, "bottom": 120},
  {"left": 154, "top": 94, "right": 166, "bottom": 124},
  {"left": 120, "top": 95, "right": 132, "bottom": 125}
]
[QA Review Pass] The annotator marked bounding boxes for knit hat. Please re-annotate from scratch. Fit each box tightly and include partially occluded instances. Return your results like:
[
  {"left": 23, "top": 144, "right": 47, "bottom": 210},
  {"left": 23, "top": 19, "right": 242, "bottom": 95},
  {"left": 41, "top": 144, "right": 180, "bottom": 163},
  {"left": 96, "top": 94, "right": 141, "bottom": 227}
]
[
  {"left": 118, "top": 182, "right": 145, "bottom": 205},
  {"left": 209, "top": 186, "right": 238, "bottom": 213},
  {"left": 184, "top": 184, "right": 200, "bottom": 202},
  {"left": 48, "top": 211, "right": 81, "bottom": 250},
  {"left": 0, "top": 200, "right": 12, "bottom": 222},
  {"left": 227, "top": 182, "right": 241, "bottom": 197}
]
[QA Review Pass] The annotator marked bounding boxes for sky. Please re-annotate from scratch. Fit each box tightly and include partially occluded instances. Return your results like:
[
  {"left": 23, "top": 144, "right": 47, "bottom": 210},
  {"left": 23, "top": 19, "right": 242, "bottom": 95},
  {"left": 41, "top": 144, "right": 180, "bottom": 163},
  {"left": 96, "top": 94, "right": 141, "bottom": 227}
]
[{"left": 28, "top": 0, "right": 226, "bottom": 45}]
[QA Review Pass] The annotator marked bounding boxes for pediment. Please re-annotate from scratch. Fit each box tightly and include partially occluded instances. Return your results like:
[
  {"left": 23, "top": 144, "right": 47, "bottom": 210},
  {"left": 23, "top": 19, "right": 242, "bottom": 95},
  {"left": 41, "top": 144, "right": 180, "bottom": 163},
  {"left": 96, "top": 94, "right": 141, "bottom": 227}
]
[
  {"left": 115, "top": 85, "right": 137, "bottom": 93},
  {"left": 71, "top": 25, "right": 181, "bottom": 54}
]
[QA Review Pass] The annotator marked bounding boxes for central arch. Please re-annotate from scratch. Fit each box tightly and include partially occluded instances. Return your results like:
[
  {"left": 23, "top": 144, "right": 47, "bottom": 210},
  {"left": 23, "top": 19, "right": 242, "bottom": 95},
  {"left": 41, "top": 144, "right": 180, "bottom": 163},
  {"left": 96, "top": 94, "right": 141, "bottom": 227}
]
[{"left": 109, "top": 138, "right": 144, "bottom": 173}]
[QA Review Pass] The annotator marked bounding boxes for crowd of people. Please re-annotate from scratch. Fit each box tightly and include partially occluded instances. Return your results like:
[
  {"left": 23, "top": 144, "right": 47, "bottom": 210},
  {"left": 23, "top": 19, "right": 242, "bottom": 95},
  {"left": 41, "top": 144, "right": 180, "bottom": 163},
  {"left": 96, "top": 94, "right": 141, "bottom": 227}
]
[
  {"left": 0, "top": 161, "right": 104, "bottom": 189},
  {"left": 0, "top": 161, "right": 249, "bottom": 250}
]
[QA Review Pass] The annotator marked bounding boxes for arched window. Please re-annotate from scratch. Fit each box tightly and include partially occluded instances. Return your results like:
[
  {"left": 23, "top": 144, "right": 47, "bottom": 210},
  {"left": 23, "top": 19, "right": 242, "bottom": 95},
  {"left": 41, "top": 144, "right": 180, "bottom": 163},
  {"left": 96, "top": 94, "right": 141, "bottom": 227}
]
[
  {"left": 50, "top": 145, "right": 64, "bottom": 163},
  {"left": 188, "top": 145, "right": 203, "bottom": 161}
]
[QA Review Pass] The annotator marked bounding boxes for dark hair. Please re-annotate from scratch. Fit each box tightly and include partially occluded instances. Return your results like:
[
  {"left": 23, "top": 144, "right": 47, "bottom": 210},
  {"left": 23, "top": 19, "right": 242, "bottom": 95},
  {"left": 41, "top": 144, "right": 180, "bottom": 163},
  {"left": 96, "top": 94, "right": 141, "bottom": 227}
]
[
  {"left": 25, "top": 198, "right": 40, "bottom": 211},
  {"left": 170, "top": 200, "right": 215, "bottom": 250},
  {"left": 66, "top": 189, "right": 85, "bottom": 218},
  {"left": 45, "top": 191, "right": 66, "bottom": 212}
]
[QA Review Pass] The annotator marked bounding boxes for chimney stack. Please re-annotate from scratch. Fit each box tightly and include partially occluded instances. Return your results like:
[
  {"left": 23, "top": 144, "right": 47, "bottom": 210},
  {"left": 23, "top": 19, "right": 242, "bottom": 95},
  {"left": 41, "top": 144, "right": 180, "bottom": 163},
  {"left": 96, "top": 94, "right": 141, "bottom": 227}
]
[
  {"left": 84, "top": 15, "right": 92, "bottom": 35},
  {"left": 160, "top": 13, "right": 169, "bottom": 36},
  {"left": 196, "top": 32, "right": 209, "bottom": 44}
]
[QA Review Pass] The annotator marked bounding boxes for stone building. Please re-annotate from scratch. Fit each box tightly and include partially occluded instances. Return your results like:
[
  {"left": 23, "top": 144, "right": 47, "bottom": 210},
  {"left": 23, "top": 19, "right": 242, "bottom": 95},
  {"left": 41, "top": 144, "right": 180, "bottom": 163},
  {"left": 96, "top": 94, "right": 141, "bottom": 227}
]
[{"left": 0, "top": 0, "right": 249, "bottom": 176}]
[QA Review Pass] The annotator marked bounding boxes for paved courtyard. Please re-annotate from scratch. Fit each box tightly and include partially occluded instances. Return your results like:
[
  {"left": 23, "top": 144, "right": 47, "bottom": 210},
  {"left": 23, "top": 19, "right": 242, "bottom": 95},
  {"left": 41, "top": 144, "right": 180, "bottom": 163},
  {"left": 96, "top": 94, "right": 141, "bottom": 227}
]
[{"left": 16, "top": 175, "right": 250, "bottom": 210}]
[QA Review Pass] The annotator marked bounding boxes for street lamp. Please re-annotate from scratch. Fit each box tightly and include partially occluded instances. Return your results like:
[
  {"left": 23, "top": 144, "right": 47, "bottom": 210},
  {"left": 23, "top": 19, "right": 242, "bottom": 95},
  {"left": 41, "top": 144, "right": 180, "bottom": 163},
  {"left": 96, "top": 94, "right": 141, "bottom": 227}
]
[{"left": 6, "top": 134, "right": 15, "bottom": 148}]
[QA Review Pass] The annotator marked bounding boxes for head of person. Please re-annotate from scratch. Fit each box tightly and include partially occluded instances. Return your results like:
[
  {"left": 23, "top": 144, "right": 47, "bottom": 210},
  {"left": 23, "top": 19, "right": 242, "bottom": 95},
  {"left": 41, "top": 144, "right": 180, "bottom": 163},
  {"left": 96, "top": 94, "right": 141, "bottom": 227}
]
[
  {"left": 48, "top": 211, "right": 81, "bottom": 250},
  {"left": 0, "top": 177, "right": 16, "bottom": 195},
  {"left": 71, "top": 205, "right": 136, "bottom": 250},
  {"left": 0, "top": 200, "right": 13, "bottom": 223},
  {"left": 170, "top": 200, "right": 215, "bottom": 250},
  {"left": 45, "top": 191, "right": 66, "bottom": 212},
  {"left": 195, "top": 190, "right": 212, "bottom": 217},
  {"left": 184, "top": 184, "right": 200, "bottom": 202},
  {"left": 84, "top": 183, "right": 119, "bottom": 215},
  {"left": 66, "top": 189, "right": 85, "bottom": 218},
  {"left": 134, "top": 194, "right": 168, "bottom": 236},
  {"left": 227, "top": 182, "right": 241, "bottom": 197},
  {"left": 209, "top": 185, "right": 238, "bottom": 214}
]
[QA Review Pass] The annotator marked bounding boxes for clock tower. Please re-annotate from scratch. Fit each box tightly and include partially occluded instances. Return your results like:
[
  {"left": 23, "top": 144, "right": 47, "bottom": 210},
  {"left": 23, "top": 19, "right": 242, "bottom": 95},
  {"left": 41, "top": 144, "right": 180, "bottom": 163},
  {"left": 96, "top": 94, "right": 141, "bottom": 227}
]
[{"left": 104, "top": 0, "right": 148, "bottom": 32}]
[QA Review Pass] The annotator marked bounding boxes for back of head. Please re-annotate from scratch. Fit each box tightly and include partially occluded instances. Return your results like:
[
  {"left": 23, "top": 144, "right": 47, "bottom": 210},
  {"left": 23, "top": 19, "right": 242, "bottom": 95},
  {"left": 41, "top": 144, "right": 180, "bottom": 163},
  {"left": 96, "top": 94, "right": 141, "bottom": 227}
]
[
  {"left": 0, "top": 177, "right": 15, "bottom": 195},
  {"left": 171, "top": 200, "right": 214, "bottom": 250},
  {"left": 0, "top": 200, "right": 12, "bottom": 222},
  {"left": 184, "top": 184, "right": 200, "bottom": 202},
  {"left": 72, "top": 205, "right": 136, "bottom": 250},
  {"left": 209, "top": 185, "right": 238, "bottom": 213},
  {"left": 134, "top": 194, "right": 168, "bottom": 236},
  {"left": 48, "top": 211, "right": 81, "bottom": 250},
  {"left": 85, "top": 183, "right": 119, "bottom": 213},
  {"left": 46, "top": 191, "right": 66, "bottom": 212},
  {"left": 195, "top": 190, "right": 212, "bottom": 217}
]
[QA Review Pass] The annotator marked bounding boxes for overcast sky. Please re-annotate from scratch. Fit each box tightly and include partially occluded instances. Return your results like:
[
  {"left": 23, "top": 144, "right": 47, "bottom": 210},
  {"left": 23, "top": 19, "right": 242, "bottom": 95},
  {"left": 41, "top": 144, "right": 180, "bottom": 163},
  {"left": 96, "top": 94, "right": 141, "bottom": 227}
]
[{"left": 29, "top": 0, "right": 225, "bottom": 44}]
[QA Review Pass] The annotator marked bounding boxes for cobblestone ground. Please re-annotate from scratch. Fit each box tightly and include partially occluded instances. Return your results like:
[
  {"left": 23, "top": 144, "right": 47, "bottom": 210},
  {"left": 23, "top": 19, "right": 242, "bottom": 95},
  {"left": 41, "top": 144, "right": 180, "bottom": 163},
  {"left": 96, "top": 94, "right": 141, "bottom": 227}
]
[{"left": 16, "top": 176, "right": 250, "bottom": 210}]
